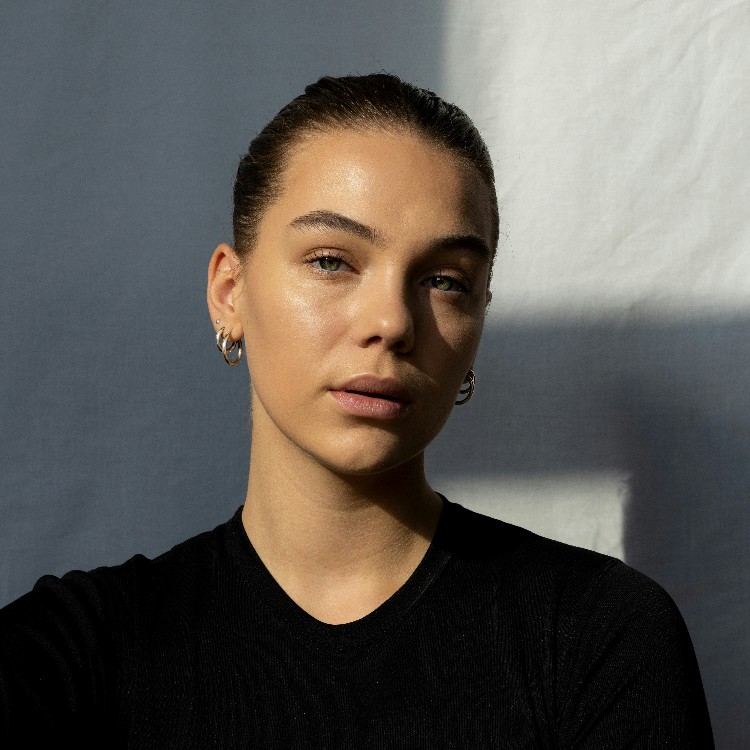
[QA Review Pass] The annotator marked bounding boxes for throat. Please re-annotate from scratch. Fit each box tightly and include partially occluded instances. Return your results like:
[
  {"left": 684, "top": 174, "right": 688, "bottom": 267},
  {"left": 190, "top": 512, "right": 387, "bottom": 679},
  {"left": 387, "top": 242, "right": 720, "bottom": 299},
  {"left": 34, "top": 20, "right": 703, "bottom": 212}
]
[
  {"left": 268, "top": 526, "right": 434, "bottom": 625},
  {"left": 241, "top": 487, "right": 444, "bottom": 626}
]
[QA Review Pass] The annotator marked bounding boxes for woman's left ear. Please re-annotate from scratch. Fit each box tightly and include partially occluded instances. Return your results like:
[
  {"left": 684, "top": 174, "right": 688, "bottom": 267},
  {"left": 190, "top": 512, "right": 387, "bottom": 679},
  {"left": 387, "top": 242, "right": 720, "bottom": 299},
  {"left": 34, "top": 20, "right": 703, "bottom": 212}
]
[{"left": 207, "top": 243, "right": 244, "bottom": 340}]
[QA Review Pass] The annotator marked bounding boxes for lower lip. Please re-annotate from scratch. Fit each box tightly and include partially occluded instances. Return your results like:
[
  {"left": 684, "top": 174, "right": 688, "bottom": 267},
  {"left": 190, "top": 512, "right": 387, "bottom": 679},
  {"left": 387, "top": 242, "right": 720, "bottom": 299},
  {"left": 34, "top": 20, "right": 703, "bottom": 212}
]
[{"left": 329, "top": 390, "right": 410, "bottom": 420}]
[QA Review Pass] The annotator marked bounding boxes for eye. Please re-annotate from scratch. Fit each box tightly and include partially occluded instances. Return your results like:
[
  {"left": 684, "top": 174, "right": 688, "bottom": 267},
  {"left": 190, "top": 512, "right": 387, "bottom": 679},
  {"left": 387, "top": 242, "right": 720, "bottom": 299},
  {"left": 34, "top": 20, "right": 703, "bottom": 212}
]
[
  {"left": 429, "top": 274, "right": 468, "bottom": 294},
  {"left": 316, "top": 256, "right": 343, "bottom": 272},
  {"left": 304, "top": 250, "right": 352, "bottom": 275}
]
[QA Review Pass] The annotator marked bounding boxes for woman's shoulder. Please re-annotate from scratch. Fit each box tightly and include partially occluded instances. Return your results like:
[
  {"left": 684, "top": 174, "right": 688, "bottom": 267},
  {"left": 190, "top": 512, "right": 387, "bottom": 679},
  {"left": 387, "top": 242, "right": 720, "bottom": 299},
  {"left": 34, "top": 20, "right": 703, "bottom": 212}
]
[
  {"left": 438, "top": 498, "right": 683, "bottom": 625},
  {"left": 1, "top": 506, "right": 243, "bottom": 631},
  {"left": 440, "top": 497, "right": 623, "bottom": 571},
  {"left": 433, "top": 500, "right": 712, "bottom": 744}
]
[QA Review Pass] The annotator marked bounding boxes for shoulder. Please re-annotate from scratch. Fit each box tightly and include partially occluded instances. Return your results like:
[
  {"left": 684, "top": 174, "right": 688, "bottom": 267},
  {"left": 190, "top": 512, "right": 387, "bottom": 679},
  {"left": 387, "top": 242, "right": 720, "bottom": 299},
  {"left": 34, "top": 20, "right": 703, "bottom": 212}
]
[
  {"left": 439, "top": 499, "right": 627, "bottom": 584},
  {"left": 438, "top": 500, "right": 686, "bottom": 634},
  {"left": 0, "top": 510, "right": 241, "bottom": 741},
  {"left": 0, "top": 507, "right": 241, "bottom": 634},
  {"left": 436, "top": 501, "right": 713, "bottom": 745}
]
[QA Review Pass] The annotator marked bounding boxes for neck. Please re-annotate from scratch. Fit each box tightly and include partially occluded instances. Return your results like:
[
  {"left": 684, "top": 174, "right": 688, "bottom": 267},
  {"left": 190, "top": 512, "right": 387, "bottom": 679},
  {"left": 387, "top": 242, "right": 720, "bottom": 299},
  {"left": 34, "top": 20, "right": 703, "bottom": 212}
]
[{"left": 241, "top": 407, "right": 443, "bottom": 624}]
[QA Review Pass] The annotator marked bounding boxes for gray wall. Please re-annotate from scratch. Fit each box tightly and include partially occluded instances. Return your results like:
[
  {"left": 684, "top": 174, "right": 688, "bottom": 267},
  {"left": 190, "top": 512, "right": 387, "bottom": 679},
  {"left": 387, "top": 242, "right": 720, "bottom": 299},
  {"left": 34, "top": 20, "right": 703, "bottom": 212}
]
[{"left": 1, "top": 2, "right": 747, "bottom": 746}]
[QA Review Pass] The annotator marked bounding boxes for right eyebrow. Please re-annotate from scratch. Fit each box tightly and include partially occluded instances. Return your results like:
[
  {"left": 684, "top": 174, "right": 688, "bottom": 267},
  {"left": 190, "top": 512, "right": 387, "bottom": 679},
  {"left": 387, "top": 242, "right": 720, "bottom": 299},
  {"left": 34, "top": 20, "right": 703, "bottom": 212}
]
[{"left": 289, "top": 210, "right": 383, "bottom": 245}]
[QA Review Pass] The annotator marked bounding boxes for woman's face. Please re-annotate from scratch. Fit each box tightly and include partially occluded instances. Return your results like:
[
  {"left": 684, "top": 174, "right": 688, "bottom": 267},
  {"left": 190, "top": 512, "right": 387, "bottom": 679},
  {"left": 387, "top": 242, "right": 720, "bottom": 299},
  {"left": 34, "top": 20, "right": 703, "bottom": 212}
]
[{"left": 229, "top": 127, "right": 494, "bottom": 476}]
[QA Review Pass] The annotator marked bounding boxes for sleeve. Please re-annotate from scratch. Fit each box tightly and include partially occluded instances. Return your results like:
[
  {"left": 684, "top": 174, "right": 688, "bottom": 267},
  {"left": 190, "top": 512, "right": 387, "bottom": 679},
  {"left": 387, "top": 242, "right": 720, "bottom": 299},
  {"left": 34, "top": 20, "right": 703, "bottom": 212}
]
[
  {"left": 556, "top": 561, "right": 714, "bottom": 749},
  {"left": 0, "top": 572, "right": 117, "bottom": 747}
]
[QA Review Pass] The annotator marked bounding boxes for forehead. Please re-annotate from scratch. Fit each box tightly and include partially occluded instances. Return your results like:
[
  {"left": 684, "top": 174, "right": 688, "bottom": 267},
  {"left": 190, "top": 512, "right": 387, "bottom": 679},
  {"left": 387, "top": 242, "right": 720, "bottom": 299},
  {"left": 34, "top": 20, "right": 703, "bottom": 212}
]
[{"left": 267, "top": 127, "right": 495, "bottom": 247}]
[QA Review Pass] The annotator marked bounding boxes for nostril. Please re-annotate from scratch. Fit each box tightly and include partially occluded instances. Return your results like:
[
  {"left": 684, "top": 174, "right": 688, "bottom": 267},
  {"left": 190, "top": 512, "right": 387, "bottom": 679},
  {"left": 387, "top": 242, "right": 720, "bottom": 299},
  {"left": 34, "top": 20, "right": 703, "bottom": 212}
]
[
  {"left": 356, "top": 292, "right": 416, "bottom": 351},
  {"left": 363, "top": 334, "right": 412, "bottom": 353}
]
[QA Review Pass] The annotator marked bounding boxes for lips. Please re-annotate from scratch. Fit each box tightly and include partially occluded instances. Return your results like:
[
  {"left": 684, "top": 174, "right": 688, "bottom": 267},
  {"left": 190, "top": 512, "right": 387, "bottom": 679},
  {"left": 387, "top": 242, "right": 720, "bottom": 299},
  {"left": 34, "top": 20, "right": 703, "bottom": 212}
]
[
  {"left": 337, "top": 375, "right": 412, "bottom": 403},
  {"left": 329, "top": 375, "right": 413, "bottom": 420}
]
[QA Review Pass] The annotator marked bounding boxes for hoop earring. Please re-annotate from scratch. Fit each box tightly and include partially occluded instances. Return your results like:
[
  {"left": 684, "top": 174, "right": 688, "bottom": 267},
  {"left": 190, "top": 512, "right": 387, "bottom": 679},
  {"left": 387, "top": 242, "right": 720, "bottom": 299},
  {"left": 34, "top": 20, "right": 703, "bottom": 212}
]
[
  {"left": 215, "top": 327, "right": 238, "bottom": 354},
  {"left": 455, "top": 369, "right": 475, "bottom": 405},
  {"left": 215, "top": 326, "right": 243, "bottom": 366}
]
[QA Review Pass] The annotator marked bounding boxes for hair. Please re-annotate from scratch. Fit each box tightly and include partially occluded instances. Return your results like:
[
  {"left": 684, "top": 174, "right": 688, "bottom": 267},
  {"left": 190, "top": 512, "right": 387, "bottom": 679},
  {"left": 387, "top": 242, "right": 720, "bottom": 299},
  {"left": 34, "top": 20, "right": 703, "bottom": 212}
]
[{"left": 232, "top": 73, "right": 499, "bottom": 263}]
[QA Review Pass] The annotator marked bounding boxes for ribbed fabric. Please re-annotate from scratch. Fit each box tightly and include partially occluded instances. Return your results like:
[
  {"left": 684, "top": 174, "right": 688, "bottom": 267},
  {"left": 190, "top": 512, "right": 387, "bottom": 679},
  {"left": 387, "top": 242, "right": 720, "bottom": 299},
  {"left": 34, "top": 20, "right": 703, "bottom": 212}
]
[{"left": 0, "top": 499, "right": 714, "bottom": 748}]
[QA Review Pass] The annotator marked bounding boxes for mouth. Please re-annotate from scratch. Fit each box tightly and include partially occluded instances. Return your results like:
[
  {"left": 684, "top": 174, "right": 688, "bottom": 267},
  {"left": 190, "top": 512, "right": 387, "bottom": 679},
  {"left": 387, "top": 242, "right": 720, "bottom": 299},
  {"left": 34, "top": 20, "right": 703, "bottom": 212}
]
[
  {"left": 329, "top": 375, "right": 413, "bottom": 420},
  {"left": 336, "top": 375, "right": 412, "bottom": 402},
  {"left": 346, "top": 390, "right": 401, "bottom": 401}
]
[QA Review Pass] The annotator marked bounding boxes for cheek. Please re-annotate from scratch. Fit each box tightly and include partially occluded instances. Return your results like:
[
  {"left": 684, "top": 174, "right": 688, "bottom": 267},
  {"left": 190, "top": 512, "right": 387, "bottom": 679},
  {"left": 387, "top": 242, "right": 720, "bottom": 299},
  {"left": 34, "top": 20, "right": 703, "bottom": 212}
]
[
  {"left": 243, "top": 281, "right": 343, "bottom": 377},
  {"left": 428, "top": 305, "right": 485, "bottom": 372}
]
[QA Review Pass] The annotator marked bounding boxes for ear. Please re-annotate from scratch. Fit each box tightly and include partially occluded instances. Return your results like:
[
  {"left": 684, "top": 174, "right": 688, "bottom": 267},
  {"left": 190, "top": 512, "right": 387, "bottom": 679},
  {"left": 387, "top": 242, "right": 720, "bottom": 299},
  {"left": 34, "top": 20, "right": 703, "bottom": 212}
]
[{"left": 207, "top": 243, "right": 244, "bottom": 339}]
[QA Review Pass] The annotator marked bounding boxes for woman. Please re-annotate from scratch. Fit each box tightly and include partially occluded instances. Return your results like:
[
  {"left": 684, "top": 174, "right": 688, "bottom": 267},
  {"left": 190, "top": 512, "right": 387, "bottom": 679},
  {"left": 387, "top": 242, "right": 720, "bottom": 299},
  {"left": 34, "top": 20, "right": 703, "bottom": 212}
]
[{"left": 1, "top": 74, "right": 713, "bottom": 747}]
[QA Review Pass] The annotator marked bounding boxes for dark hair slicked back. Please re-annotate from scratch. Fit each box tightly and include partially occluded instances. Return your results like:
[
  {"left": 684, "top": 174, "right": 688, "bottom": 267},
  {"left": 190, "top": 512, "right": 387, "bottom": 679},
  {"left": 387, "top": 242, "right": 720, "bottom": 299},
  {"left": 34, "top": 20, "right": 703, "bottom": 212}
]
[{"left": 232, "top": 73, "right": 498, "bottom": 260}]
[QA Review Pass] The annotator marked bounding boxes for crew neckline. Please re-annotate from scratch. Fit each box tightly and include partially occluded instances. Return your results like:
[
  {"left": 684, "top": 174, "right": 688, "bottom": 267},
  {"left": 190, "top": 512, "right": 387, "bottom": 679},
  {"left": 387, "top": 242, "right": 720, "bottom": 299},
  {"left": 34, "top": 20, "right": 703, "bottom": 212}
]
[{"left": 225, "top": 496, "right": 455, "bottom": 647}]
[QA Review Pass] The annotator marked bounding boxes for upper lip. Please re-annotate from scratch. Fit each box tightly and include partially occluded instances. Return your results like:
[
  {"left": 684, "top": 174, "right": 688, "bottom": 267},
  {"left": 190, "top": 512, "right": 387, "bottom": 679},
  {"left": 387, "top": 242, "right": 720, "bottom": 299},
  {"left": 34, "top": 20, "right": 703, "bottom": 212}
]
[{"left": 333, "top": 375, "right": 413, "bottom": 403}]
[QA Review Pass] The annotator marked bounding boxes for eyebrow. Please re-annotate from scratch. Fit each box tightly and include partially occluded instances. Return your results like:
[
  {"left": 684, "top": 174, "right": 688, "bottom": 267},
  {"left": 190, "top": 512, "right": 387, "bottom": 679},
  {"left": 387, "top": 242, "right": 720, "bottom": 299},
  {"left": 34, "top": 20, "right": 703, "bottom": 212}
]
[
  {"left": 289, "top": 209, "right": 492, "bottom": 261},
  {"left": 289, "top": 210, "right": 383, "bottom": 244},
  {"left": 427, "top": 234, "right": 493, "bottom": 262}
]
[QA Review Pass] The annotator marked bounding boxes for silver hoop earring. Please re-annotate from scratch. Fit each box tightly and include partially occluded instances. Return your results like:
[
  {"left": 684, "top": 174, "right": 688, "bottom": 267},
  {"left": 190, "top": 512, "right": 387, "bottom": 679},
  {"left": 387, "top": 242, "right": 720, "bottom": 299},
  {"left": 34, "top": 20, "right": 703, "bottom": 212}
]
[
  {"left": 215, "top": 326, "right": 243, "bottom": 366},
  {"left": 455, "top": 369, "right": 475, "bottom": 405},
  {"left": 215, "top": 327, "right": 238, "bottom": 354}
]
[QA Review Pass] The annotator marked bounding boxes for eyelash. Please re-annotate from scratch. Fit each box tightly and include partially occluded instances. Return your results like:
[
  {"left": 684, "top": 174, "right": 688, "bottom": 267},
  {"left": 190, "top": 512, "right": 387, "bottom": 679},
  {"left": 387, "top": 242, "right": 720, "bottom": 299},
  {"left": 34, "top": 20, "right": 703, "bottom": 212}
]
[
  {"left": 305, "top": 250, "right": 351, "bottom": 275},
  {"left": 427, "top": 272, "right": 470, "bottom": 294},
  {"left": 304, "top": 252, "right": 471, "bottom": 294}
]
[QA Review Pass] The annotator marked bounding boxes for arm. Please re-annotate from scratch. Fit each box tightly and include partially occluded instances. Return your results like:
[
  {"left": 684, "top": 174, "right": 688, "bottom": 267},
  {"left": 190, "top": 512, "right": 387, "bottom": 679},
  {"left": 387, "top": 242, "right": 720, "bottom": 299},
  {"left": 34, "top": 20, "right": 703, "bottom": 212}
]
[
  {"left": 0, "top": 572, "right": 115, "bottom": 746},
  {"left": 556, "top": 562, "right": 714, "bottom": 749}
]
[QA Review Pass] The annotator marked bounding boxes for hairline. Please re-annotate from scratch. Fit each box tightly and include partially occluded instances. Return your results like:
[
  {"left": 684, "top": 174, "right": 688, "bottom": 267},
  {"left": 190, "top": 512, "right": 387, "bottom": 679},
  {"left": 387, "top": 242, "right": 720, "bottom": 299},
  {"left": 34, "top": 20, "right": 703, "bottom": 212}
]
[{"left": 236, "top": 120, "right": 499, "bottom": 270}]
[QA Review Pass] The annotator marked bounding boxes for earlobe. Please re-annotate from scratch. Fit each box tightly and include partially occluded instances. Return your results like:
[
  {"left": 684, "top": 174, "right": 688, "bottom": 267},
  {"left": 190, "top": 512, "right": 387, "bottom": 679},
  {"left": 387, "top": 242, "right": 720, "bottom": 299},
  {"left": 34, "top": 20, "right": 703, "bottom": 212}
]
[{"left": 207, "top": 243, "right": 244, "bottom": 338}]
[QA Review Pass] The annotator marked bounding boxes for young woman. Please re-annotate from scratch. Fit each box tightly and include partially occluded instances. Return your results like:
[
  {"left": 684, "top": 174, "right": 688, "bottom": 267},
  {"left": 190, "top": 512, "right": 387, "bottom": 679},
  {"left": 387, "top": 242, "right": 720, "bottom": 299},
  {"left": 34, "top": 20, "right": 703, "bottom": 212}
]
[{"left": 1, "top": 74, "right": 713, "bottom": 748}]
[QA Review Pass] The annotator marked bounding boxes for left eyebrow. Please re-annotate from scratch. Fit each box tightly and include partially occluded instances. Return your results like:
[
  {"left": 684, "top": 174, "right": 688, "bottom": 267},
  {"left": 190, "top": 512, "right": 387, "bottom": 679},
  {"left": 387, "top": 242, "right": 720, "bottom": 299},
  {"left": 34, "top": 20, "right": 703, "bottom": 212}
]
[
  {"left": 427, "top": 234, "right": 493, "bottom": 262},
  {"left": 289, "top": 210, "right": 383, "bottom": 245}
]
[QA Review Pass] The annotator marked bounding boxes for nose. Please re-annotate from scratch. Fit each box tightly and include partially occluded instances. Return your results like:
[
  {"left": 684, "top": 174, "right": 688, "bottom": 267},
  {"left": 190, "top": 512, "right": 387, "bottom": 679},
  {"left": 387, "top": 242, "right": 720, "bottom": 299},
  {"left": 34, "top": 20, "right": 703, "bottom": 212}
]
[{"left": 354, "top": 276, "right": 415, "bottom": 354}]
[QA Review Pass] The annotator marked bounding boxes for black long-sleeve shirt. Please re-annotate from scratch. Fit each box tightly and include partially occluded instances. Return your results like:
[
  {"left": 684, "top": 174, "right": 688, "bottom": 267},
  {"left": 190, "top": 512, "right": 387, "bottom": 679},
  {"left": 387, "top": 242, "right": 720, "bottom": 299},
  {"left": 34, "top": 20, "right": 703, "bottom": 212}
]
[{"left": 0, "top": 498, "right": 714, "bottom": 748}]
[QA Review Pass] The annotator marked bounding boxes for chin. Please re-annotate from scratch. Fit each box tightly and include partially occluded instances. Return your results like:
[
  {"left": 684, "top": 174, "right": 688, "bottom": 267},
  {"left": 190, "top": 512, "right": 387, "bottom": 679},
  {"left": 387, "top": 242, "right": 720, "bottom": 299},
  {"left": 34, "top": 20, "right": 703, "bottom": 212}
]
[{"left": 309, "top": 432, "right": 429, "bottom": 478}]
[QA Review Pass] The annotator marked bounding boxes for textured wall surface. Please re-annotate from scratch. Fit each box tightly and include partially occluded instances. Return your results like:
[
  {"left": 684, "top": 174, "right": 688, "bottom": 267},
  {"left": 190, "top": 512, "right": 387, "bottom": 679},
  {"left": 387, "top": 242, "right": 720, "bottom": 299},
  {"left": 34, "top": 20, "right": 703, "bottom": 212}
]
[{"left": 1, "top": 1, "right": 747, "bottom": 745}]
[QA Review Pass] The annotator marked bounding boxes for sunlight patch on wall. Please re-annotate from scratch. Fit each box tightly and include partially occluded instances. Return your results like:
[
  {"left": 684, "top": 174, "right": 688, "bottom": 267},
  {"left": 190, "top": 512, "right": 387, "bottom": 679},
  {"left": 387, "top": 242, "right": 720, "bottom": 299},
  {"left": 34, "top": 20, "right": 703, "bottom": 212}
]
[{"left": 439, "top": 0, "right": 750, "bottom": 322}]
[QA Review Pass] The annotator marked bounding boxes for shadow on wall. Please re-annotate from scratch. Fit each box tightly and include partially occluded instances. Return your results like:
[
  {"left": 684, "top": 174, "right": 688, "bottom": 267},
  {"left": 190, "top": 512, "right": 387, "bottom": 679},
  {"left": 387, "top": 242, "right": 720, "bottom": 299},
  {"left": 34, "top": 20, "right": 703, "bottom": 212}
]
[{"left": 427, "top": 314, "right": 750, "bottom": 748}]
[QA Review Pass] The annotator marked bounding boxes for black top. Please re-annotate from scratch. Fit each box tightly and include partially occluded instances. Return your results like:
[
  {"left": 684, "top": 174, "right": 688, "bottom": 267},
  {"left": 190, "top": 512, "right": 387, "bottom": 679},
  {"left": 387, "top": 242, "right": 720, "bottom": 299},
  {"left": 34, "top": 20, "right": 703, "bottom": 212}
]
[{"left": 0, "top": 498, "right": 714, "bottom": 748}]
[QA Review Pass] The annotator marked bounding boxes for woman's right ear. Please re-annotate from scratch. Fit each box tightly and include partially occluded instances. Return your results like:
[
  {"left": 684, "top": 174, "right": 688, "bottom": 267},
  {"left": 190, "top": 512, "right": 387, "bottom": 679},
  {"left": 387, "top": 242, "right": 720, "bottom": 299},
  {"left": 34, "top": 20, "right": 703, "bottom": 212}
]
[{"left": 207, "top": 243, "right": 244, "bottom": 339}]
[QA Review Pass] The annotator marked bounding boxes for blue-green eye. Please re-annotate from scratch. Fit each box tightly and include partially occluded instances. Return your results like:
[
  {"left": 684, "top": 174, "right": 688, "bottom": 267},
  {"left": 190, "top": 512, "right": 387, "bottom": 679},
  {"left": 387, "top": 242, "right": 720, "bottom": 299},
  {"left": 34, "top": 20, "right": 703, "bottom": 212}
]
[
  {"left": 431, "top": 275, "right": 464, "bottom": 292},
  {"left": 315, "top": 256, "right": 343, "bottom": 272}
]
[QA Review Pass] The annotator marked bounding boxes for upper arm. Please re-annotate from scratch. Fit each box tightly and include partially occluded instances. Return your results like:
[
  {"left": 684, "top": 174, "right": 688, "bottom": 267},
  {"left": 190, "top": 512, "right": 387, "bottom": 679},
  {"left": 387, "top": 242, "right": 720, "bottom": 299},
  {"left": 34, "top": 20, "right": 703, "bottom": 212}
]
[
  {"left": 0, "top": 572, "right": 117, "bottom": 745},
  {"left": 556, "top": 562, "right": 714, "bottom": 749}
]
